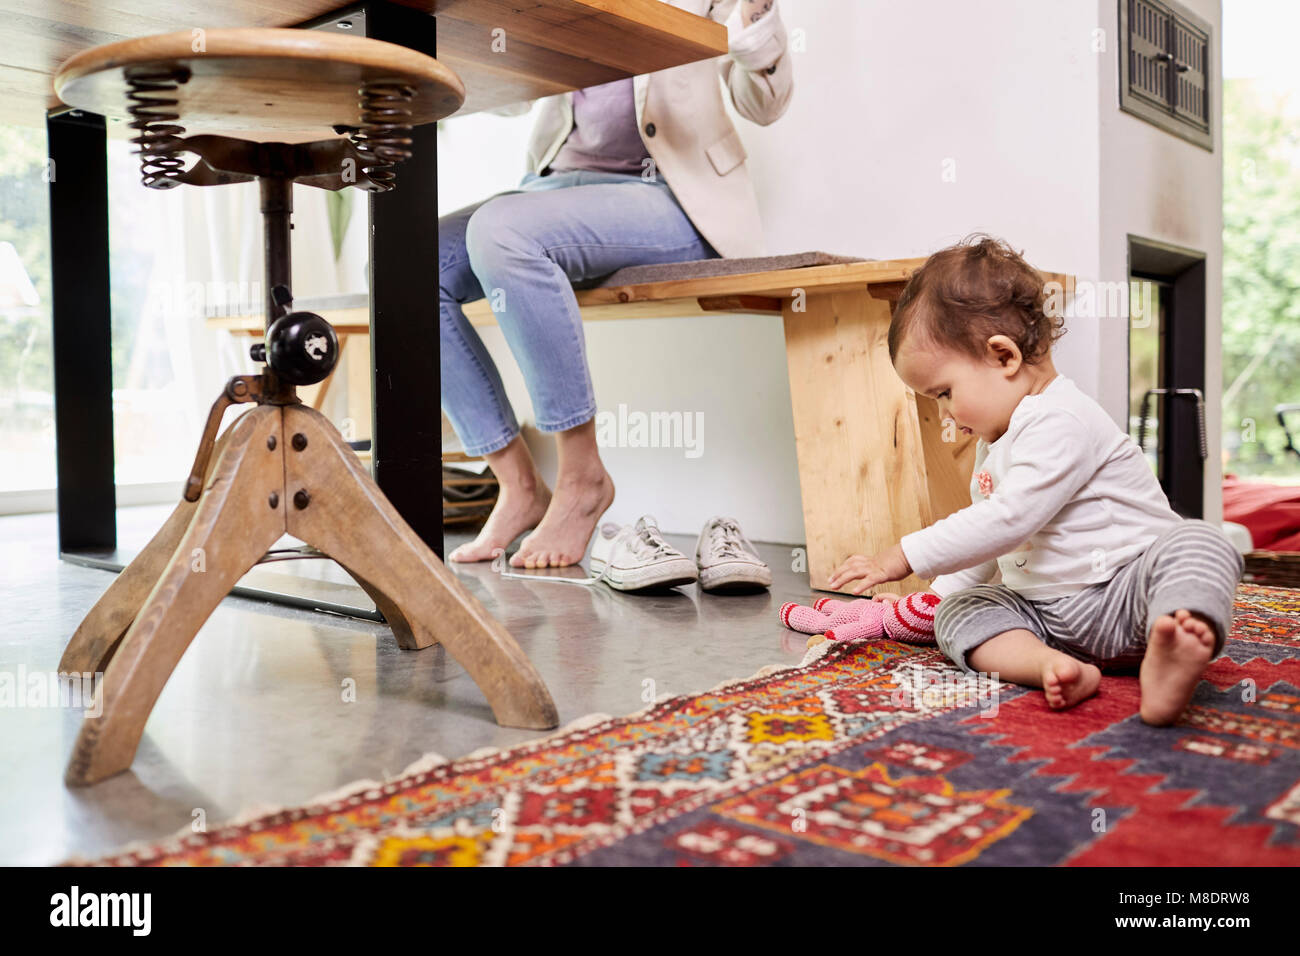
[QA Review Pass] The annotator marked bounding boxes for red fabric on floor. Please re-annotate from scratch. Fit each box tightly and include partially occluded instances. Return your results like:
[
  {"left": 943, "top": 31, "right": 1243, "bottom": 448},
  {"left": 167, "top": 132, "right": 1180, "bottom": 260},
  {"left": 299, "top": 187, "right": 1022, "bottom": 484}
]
[{"left": 1223, "top": 474, "right": 1300, "bottom": 550}]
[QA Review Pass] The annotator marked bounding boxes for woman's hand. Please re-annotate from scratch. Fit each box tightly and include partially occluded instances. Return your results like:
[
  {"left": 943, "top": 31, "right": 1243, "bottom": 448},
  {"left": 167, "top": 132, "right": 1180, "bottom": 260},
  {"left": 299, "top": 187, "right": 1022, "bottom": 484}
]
[
  {"left": 740, "top": 0, "right": 775, "bottom": 26},
  {"left": 827, "top": 544, "right": 912, "bottom": 595}
]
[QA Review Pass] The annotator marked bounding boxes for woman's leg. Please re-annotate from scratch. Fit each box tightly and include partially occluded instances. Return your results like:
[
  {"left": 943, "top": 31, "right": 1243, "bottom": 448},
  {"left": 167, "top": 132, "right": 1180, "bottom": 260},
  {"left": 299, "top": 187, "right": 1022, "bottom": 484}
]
[
  {"left": 518, "top": 417, "right": 614, "bottom": 568},
  {"left": 459, "top": 172, "right": 717, "bottom": 568},
  {"left": 437, "top": 192, "right": 555, "bottom": 563}
]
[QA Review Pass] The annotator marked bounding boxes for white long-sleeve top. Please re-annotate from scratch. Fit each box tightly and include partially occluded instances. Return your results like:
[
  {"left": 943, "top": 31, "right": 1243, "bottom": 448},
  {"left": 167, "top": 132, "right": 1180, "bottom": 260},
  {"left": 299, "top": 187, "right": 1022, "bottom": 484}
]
[{"left": 900, "top": 374, "right": 1184, "bottom": 601}]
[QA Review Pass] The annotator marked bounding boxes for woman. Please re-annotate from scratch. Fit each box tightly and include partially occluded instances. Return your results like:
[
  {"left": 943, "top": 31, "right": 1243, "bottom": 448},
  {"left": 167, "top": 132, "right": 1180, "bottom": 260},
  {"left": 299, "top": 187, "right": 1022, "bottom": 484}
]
[{"left": 440, "top": 0, "right": 793, "bottom": 568}]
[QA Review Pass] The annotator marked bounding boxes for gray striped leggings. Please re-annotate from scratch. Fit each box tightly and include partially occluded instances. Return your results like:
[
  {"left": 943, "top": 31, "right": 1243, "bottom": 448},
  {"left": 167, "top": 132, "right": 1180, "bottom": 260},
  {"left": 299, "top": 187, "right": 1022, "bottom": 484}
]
[{"left": 932, "top": 519, "right": 1245, "bottom": 674}]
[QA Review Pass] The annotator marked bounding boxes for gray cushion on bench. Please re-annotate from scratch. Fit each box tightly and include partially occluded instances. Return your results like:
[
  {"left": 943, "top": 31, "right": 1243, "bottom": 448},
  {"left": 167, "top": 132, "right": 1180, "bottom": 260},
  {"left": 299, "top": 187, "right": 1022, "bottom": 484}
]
[{"left": 575, "top": 250, "right": 872, "bottom": 290}]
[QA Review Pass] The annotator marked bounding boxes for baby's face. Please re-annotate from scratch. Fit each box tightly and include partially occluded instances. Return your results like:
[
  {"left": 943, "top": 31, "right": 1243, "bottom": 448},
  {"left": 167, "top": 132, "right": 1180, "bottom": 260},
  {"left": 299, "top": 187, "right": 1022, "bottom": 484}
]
[{"left": 894, "top": 335, "right": 1024, "bottom": 444}]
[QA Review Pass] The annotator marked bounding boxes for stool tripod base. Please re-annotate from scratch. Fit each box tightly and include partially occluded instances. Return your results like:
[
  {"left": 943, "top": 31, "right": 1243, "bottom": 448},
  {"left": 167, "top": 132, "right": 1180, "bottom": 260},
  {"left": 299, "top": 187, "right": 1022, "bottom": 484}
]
[{"left": 60, "top": 402, "right": 559, "bottom": 787}]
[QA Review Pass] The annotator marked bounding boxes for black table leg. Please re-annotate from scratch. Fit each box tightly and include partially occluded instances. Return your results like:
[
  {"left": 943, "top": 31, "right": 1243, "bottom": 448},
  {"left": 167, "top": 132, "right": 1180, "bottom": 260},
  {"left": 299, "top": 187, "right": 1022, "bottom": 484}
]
[
  {"left": 47, "top": 108, "right": 116, "bottom": 554},
  {"left": 364, "top": 1, "right": 445, "bottom": 559}
]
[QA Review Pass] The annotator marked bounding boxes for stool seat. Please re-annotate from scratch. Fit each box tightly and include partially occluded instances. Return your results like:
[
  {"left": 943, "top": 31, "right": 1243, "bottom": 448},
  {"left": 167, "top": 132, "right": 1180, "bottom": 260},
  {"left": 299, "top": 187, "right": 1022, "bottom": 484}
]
[{"left": 54, "top": 27, "right": 465, "bottom": 143}]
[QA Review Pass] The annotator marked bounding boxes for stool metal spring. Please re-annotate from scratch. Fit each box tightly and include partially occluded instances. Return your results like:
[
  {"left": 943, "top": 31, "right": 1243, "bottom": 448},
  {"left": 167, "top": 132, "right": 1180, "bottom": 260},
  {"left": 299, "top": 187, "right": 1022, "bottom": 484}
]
[
  {"left": 347, "top": 80, "right": 416, "bottom": 191},
  {"left": 125, "top": 64, "right": 192, "bottom": 189}
]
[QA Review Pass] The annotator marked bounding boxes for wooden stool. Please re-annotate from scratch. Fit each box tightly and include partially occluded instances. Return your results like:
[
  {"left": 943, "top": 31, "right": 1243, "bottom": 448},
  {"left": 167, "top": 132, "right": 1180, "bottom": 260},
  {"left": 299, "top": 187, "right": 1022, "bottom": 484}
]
[{"left": 52, "top": 28, "right": 559, "bottom": 786}]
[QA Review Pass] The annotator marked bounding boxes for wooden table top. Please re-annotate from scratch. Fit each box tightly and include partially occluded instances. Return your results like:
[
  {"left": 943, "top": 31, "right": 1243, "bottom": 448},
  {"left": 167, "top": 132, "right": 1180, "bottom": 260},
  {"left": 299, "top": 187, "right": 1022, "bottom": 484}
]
[{"left": 2, "top": 0, "right": 728, "bottom": 128}]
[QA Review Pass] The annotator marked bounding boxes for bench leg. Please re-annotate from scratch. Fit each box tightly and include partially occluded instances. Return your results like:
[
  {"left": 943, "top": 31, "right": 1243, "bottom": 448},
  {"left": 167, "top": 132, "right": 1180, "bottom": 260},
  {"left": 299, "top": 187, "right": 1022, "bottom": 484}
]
[{"left": 782, "top": 288, "right": 975, "bottom": 595}]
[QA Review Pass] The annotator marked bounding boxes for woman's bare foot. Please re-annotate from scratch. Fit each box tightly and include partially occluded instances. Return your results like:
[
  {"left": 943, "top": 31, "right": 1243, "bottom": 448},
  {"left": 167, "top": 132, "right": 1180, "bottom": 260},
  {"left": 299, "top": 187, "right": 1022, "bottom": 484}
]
[
  {"left": 448, "top": 482, "right": 551, "bottom": 563},
  {"left": 448, "top": 434, "right": 551, "bottom": 563},
  {"left": 1139, "top": 609, "right": 1216, "bottom": 726},
  {"left": 507, "top": 417, "right": 616, "bottom": 568},
  {"left": 1041, "top": 654, "right": 1102, "bottom": 710},
  {"left": 511, "top": 466, "right": 615, "bottom": 568}
]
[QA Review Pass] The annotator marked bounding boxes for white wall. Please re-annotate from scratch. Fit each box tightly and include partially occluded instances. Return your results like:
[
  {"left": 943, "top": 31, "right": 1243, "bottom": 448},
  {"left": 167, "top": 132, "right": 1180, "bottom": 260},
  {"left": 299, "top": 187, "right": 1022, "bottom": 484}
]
[{"left": 438, "top": 0, "right": 1222, "bottom": 542}]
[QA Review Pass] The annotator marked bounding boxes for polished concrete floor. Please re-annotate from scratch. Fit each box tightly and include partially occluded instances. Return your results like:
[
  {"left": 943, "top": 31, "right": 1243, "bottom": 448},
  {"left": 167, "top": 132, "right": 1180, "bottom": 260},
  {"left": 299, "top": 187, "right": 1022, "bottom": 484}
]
[{"left": 0, "top": 504, "right": 816, "bottom": 865}]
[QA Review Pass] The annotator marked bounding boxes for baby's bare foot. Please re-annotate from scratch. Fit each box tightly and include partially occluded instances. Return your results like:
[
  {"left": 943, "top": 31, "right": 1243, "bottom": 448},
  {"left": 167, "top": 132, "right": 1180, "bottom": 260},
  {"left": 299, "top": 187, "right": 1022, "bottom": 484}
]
[
  {"left": 448, "top": 482, "right": 551, "bottom": 563},
  {"left": 1139, "top": 609, "right": 1216, "bottom": 726},
  {"left": 1041, "top": 654, "right": 1101, "bottom": 710},
  {"left": 511, "top": 468, "right": 615, "bottom": 568}
]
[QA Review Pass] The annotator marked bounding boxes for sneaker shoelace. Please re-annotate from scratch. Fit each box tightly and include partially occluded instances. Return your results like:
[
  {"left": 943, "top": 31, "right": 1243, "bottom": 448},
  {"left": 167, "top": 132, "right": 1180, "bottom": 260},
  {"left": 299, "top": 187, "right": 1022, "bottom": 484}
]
[
  {"left": 710, "top": 519, "right": 749, "bottom": 559},
  {"left": 631, "top": 522, "right": 677, "bottom": 561}
]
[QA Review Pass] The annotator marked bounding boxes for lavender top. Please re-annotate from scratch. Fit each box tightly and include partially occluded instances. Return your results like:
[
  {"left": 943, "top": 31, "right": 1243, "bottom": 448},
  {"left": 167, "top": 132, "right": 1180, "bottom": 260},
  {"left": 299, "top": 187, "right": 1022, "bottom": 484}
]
[{"left": 547, "top": 77, "right": 651, "bottom": 176}]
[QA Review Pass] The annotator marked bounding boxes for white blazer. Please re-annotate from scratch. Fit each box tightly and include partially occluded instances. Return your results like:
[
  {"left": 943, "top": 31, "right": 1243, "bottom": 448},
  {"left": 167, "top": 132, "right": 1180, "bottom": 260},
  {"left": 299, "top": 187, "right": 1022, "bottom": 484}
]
[{"left": 503, "top": 0, "right": 793, "bottom": 258}]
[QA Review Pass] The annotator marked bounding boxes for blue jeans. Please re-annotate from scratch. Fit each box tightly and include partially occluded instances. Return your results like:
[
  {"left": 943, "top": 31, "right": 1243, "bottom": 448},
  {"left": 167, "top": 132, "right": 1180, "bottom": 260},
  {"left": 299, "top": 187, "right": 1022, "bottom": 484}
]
[{"left": 439, "top": 168, "right": 720, "bottom": 456}]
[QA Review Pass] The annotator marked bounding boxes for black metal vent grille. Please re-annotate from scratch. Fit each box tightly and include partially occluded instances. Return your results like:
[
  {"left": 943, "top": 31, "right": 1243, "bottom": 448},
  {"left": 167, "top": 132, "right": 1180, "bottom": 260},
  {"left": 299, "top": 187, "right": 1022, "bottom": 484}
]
[
  {"left": 1120, "top": 0, "right": 1213, "bottom": 151},
  {"left": 1171, "top": 14, "right": 1209, "bottom": 129},
  {"left": 1128, "top": 0, "right": 1171, "bottom": 108}
]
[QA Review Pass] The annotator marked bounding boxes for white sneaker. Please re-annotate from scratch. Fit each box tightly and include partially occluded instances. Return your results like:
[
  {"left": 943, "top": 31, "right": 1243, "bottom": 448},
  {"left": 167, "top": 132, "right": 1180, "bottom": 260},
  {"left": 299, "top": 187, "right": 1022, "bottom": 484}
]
[
  {"left": 695, "top": 516, "right": 772, "bottom": 592},
  {"left": 590, "top": 515, "right": 700, "bottom": 591}
]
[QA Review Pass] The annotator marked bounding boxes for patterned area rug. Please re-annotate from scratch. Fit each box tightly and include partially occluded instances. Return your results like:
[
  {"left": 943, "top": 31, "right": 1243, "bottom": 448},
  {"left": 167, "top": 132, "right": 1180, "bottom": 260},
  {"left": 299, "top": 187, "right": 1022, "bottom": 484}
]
[{"left": 68, "top": 583, "right": 1300, "bottom": 866}]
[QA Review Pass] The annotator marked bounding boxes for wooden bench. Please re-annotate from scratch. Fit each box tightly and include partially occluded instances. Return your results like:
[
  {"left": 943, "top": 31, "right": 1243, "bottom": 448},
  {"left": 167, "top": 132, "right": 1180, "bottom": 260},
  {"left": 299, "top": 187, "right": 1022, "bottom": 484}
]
[{"left": 209, "top": 252, "right": 1074, "bottom": 595}]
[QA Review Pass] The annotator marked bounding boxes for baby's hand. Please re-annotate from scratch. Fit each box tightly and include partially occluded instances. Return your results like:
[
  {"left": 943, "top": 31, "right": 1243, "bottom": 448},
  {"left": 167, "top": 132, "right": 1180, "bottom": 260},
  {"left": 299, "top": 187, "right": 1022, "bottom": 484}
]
[
  {"left": 872, "top": 592, "right": 903, "bottom": 604},
  {"left": 828, "top": 544, "right": 912, "bottom": 595},
  {"left": 829, "top": 554, "right": 881, "bottom": 594}
]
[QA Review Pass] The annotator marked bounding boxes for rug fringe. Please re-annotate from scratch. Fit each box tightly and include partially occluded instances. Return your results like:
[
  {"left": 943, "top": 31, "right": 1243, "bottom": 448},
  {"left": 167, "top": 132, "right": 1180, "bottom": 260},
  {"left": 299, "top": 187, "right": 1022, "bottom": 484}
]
[{"left": 798, "top": 636, "right": 838, "bottom": 669}]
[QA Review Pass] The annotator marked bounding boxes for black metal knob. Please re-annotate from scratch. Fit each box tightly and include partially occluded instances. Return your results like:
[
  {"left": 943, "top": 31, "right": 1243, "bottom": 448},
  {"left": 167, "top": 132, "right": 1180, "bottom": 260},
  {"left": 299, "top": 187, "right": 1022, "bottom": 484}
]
[
  {"left": 271, "top": 283, "right": 293, "bottom": 310},
  {"left": 264, "top": 311, "right": 339, "bottom": 385}
]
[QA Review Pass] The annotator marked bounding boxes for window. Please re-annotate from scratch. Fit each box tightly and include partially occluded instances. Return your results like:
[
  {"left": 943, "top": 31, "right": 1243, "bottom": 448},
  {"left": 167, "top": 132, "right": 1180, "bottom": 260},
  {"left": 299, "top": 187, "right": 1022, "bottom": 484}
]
[{"left": 0, "top": 125, "right": 53, "bottom": 497}]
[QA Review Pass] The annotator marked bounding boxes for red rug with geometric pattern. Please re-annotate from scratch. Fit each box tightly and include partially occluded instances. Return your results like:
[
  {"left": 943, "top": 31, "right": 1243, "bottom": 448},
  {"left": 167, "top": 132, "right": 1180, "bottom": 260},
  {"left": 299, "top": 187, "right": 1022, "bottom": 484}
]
[{"left": 66, "top": 583, "right": 1300, "bottom": 866}]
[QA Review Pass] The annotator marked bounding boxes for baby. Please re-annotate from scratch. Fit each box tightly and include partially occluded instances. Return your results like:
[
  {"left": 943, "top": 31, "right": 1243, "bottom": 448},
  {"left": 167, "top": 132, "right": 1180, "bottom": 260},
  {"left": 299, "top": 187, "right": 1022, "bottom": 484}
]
[{"left": 828, "top": 234, "right": 1244, "bottom": 726}]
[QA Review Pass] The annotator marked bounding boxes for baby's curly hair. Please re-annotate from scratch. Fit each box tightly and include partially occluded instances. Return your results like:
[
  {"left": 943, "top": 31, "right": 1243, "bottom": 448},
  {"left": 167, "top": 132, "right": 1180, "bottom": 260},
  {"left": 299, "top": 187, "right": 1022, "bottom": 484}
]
[{"left": 888, "top": 233, "right": 1066, "bottom": 367}]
